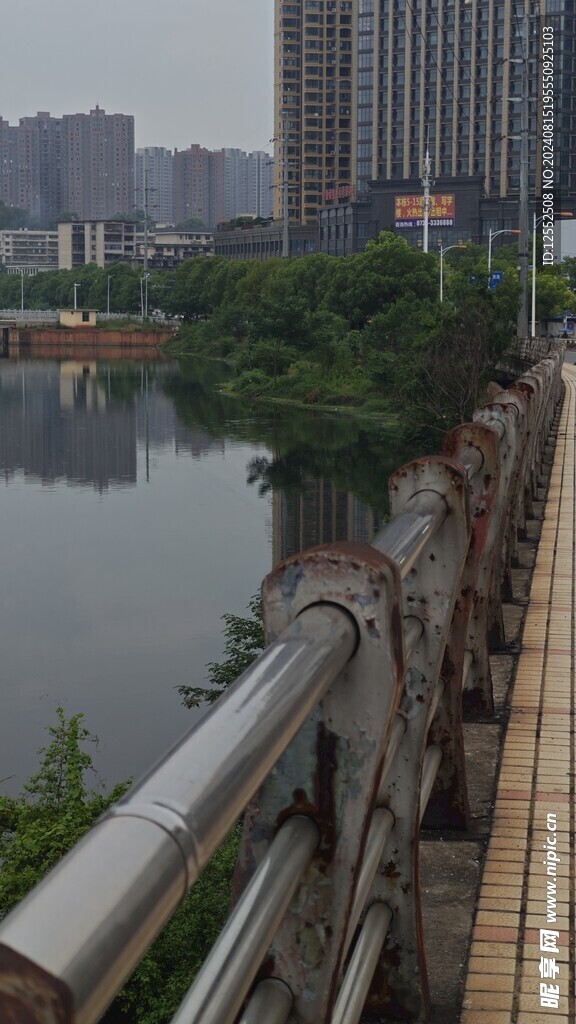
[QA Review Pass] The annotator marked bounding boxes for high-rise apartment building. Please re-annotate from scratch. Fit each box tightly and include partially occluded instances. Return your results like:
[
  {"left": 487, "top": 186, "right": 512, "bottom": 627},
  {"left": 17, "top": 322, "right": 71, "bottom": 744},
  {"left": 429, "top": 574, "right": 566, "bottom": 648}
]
[
  {"left": 174, "top": 146, "right": 274, "bottom": 229},
  {"left": 64, "top": 107, "right": 135, "bottom": 221},
  {"left": 355, "top": 0, "right": 549, "bottom": 196},
  {"left": 274, "top": 0, "right": 357, "bottom": 225},
  {"left": 0, "top": 107, "right": 134, "bottom": 223},
  {"left": 173, "top": 145, "right": 213, "bottom": 227},
  {"left": 246, "top": 151, "right": 275, "bottom": 218},
  {"left": 319, "top": 0, "right": 576, "bottom": 254},
  {"left": 0, "top": 113, "right": 65, "bottom": 220},
  {"left": 135, "top": 147, "right": 174, "bottom": 223},
  {"left": 221, "top": 149, "right": 274, "bottom": 220}
]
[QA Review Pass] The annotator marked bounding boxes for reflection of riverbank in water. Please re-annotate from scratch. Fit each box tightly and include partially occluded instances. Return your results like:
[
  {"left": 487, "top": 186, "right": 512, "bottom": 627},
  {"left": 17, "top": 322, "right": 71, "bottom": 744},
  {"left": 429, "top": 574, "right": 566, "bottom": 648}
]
[
  {"left": 6, "top": 342, "right": 168, "bottom": 362},
  {"left": 4, "top": 328, "right": 172, "bottom": 364},
  {"left": 0, "top": 355, "right": 408, "bottom": 794}
]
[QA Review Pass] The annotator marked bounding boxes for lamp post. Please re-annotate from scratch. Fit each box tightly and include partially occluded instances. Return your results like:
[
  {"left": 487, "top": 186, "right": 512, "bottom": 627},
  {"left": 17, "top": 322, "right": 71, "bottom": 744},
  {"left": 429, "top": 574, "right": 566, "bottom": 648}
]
[
  {"left": 439, "top": 244, "right": 467, "bottom": 302},
  {"left": 487, "top": 228, "right": 520, "bottom": 282},
  {"left": 107, "top": 275, "right": 111, "bottom": 316},
  {"left": 19, "top": 268, "right": 24, "bottom": 313},
  {"left": 73, "top": 283, "right": 80, "bottom": 311}
]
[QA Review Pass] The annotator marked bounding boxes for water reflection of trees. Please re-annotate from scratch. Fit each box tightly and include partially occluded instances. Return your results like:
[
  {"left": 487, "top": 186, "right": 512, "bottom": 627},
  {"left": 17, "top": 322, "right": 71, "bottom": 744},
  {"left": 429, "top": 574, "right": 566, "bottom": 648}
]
[{"left": 162, "top": 359, "right": 417, "bottom": 514}]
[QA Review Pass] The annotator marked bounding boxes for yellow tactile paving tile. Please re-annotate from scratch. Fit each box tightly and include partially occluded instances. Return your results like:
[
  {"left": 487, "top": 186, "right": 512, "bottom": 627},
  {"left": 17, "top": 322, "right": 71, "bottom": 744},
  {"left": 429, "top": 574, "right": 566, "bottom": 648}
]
[{"left": 460, "top": 364, "right": 576, "bottom": 1022}]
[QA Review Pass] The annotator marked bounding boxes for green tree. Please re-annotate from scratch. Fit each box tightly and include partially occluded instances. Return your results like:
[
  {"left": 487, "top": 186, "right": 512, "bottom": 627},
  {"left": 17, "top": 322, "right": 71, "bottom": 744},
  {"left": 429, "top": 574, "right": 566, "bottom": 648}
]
[
  {"left": 534, "top": 267, "right": 575, "bottom": 320},
  {"left": 175, "top": 217, "right": 207, "bottom": 231},
  {"left": 0, "top": 709, "right": 243, "bottom": 1024},
  {"left": 0, "top": 708, "right": 129, "bottom": 919},
  {"left": 179, "top": 594, "right": 264, "bottom": 708}
]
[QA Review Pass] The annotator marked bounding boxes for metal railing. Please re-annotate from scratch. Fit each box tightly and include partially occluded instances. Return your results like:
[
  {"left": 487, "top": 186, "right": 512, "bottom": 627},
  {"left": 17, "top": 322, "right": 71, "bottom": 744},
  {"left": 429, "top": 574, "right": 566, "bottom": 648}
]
[
  {"left": 0, "top": 344, "right": 566, "bottom": 1024},
  {"left": 0, "top": 310, "right": 59, "bottom": 323},
  {"left": 0, "top": 311, "right": 180, "bottom": 326}
]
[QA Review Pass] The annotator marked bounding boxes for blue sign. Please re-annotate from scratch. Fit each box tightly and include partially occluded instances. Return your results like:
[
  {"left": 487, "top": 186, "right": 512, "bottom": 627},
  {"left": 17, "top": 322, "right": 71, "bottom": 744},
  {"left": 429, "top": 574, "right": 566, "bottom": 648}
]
[{"left": 489, "top": 271, "right": 504, "bottom": 290}]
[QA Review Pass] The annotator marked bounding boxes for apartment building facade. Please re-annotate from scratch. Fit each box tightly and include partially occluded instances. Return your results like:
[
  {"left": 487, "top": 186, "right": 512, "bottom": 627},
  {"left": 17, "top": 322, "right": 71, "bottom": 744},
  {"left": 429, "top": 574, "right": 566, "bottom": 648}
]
[
  {"left": 274, "top": 0, "right": 357, "bottom": 226},
  {"left": 319, "top": 0, "right": 576, "bottom": 254},
  {"left": 135, "top": 147, "right": 174, "bottom": 223},
  {"left": 173, "top": 145, "right": 274, "bottom": 229},
  {"left": 0, "top": 108, "right": 135, "bottom": 223},
  {"left": 0, "top": 229, "right": 58, "bottom": 272},
  {"left": 58, "top": 220, "right": 137, "bottom": 269}
]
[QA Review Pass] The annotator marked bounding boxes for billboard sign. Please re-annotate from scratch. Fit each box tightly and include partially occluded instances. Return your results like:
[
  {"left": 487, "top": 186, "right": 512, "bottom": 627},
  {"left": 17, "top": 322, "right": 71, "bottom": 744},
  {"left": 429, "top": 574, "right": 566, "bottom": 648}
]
[
  {"left": 324, "top": 184, "right": 355, "bottom": 202},
  {"left": 394, "top": 194, "right": 455, "bottom": 228}
]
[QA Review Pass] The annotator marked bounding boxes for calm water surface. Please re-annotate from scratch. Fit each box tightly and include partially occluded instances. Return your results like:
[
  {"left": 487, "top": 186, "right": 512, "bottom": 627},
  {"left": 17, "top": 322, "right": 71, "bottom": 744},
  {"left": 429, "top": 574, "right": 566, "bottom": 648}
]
[{"left": 0, "top": 353, "right": 411, "bottom": 793}]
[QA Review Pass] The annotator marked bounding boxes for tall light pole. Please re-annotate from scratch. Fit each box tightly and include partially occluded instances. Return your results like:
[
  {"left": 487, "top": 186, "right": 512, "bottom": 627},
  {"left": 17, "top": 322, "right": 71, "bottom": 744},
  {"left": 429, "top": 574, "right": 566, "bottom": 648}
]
[
  {"left": 19, "top": 269, "right": 24, "bottom": 313},
  {"left": 73, "top": 283, "right": 80, "bottom": 311},
  {"left": 439, "top": 244, "right": 467, "bottom": 302},
  {"left": 487, "top": 228, "right": 520, "bottom": 282},
  {"left": 107, "top": 275, "right": 111, "bottom": 315}
]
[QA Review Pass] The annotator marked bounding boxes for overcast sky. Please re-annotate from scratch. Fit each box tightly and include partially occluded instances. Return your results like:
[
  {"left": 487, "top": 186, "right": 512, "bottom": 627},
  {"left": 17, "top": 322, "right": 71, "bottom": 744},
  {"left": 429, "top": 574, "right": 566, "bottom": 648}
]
[{"left": 2, "top": 0, "right": 274, "bottom": 153}]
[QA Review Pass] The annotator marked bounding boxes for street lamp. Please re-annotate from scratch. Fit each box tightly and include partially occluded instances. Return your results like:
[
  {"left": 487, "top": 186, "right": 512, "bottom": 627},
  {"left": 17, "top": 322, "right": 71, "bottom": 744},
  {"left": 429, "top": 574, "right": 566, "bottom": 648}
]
[
  {"left": 73, "top": 283, "right": 80, "bottom": 311},
  {"left": 439, "top": 244, "right": 467, "bottom": 302},
  {"left": 19, "top": 268, "right": 24, "bottom": 313},
  {"left": 107, "top": 275, "right": 111, "bottom": 316},
  {"left": 487, "top": 228, "right": 520, "bottom": 282}
]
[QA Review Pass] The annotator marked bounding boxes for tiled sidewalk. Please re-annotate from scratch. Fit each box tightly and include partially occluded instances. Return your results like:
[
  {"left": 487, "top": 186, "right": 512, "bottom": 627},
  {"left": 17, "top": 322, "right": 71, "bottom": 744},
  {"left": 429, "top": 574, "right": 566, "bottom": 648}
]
[{"left": 461, "top": 366, "right": 575, "bottom": 1024}]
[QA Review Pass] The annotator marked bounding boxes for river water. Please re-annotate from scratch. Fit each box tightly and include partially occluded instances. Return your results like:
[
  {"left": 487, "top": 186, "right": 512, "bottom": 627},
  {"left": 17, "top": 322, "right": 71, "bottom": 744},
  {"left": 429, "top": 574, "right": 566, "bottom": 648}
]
[{"left": 0, "top": 353, "right": 413, "bottom": 794}]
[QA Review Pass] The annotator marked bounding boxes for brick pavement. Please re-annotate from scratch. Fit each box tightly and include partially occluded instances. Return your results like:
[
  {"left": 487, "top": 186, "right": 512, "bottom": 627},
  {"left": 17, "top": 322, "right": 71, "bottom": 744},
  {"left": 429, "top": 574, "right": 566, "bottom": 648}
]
[{"left": 461, "top": 366, "right": 576, "bottom": 1024}]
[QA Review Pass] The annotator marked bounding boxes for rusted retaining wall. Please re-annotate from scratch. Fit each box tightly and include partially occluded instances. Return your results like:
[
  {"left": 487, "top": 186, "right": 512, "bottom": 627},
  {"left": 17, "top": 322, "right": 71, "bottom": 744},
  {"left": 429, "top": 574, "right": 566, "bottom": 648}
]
[{"left": 14, "top": 328, "right": 173, "bottom": 348}]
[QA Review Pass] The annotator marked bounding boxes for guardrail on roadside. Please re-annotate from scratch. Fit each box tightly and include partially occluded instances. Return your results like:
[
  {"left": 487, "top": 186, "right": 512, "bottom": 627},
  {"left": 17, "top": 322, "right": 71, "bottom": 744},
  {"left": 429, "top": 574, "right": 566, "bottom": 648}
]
[{"left": 0, "top": 343, "right": 566, "bottom": 1024}]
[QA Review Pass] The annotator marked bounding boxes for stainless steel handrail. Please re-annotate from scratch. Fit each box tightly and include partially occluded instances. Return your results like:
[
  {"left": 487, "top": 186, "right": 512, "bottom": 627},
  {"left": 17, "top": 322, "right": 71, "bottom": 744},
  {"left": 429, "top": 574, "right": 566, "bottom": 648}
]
[
  {"left": 171, "top": 816, "right": 319, "bottom": 1024},
  {"left": 0, "top": 603, "right": 356, "bottom": 1024}
]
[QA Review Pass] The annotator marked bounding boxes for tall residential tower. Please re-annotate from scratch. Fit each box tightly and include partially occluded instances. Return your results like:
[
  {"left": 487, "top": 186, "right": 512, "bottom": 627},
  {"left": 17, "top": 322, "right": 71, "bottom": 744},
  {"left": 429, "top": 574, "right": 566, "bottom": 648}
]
[
  {"left": 274, "top": 0, "right": 357, "bottom": 225},
  {"left": 321, "top": 0, "right": 576, "bottom": 254}
]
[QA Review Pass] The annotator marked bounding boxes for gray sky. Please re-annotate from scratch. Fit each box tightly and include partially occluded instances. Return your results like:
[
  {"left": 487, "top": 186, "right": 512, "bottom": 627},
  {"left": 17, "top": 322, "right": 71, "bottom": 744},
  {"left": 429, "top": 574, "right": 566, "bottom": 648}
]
[{"left": 2, "top": 0, "right": 274, "bottom": 153}]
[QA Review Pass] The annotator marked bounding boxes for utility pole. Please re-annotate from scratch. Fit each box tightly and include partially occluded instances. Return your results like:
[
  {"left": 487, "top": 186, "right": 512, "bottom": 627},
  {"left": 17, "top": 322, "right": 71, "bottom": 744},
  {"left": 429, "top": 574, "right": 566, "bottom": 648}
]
[
  {"left": 421, "top": 134, "right": 433, "bottom": 254},
  {"left": 517, "top": 11, "right": 530, "bottom": 337}
]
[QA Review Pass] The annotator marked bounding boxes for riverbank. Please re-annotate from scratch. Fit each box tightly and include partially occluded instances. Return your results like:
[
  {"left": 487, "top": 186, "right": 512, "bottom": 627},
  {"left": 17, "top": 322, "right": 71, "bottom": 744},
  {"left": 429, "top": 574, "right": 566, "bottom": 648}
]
[{"left": 163, "top": 327, "right": 400, "bottom": 426}]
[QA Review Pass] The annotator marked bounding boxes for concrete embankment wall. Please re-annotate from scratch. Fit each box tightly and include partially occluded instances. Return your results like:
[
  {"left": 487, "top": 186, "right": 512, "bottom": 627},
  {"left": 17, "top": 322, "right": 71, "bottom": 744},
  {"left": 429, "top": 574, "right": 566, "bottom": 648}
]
[
  {"left": 5, "top": 327, "right": 174, "bottom": 360},
  {"left": 15, "top": 328, "right": 173, "bottom": 347}
]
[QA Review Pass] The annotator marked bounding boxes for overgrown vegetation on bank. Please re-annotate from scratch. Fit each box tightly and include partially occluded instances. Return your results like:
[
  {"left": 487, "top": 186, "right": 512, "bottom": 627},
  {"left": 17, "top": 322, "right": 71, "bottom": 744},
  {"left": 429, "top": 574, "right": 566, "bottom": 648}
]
[
  {"left": 2, "top": 232, "right": 575, "bottom": 434},
  {"left": 166, "top": 232, "right": 530, "bottom": 434},
  {"left": 0, "top": 709, "right": 239, "bottom": 1024}
]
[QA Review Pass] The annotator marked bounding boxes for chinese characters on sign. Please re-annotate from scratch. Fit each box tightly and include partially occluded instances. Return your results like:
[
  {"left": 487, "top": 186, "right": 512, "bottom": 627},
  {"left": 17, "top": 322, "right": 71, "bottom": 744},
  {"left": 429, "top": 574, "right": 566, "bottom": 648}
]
[
  {"left": 394, "top": 193, "right": 456, "bottom": 228},
  {"left": 324, "top": 184, "right": 356, "bottom": 202}
]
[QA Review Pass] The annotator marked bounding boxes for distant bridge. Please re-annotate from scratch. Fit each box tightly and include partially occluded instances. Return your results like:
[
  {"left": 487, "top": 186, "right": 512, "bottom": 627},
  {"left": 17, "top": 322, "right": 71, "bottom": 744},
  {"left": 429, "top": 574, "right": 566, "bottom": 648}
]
[{"left": 0, "top": 340, "right": 569, "bottom": 1024}]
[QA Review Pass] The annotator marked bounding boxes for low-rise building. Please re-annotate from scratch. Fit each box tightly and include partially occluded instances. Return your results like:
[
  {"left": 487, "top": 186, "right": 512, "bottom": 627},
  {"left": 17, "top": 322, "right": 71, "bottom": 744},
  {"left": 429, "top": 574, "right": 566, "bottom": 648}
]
[
  {"left": 144, "top": 230, "right": 213, "bottom": 268},
  {"left": 0, "top": 229, "right": 58, "bottom": 273},
  {"left": 58, "top": 221, "right": 137, "bottom": 269},
  {"left": 214, "top": 220, "right": 318, "bottom": 260},
  {"left": 59, "top": 308, "right": 98, "bottom": 328}
]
